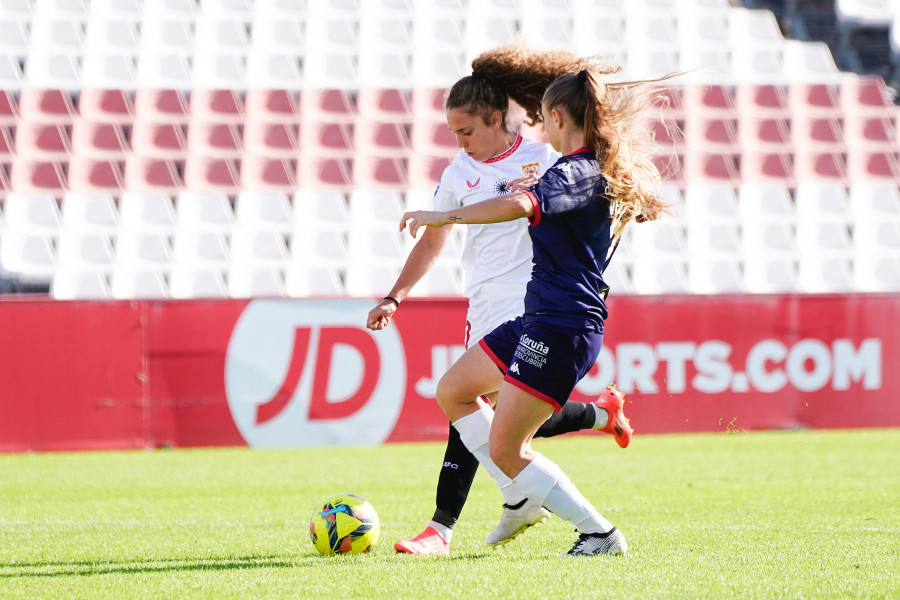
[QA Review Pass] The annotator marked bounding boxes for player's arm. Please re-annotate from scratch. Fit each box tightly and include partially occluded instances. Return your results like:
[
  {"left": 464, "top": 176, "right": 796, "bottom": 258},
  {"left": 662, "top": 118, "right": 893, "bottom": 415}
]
[
  {"left": 400, "top": 192, "right": 534, "bottom": 238},
  {"left": 366, "top": 225, "right": 452, "bottom": 330}
]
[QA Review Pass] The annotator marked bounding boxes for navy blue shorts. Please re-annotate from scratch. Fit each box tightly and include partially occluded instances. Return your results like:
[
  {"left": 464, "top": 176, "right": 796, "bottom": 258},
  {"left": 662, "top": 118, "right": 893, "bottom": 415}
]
[{"left": 478, "top": 316, "right": 604, "bottom": 411}]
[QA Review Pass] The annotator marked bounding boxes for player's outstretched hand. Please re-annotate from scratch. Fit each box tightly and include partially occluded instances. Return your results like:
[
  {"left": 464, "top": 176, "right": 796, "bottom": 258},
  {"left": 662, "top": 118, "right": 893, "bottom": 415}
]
[
  {"left": 366, "top": 299, "right": 397, "bottom": 331},
  {"left": 399, "top": 211, "right": 449, "bottom": 238},
  {"left": 506, "top": 173, "right": 539, "bottom": 193}
]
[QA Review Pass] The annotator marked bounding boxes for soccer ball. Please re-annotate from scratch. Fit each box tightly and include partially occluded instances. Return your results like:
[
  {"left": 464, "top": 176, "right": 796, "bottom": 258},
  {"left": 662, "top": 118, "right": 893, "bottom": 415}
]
[{"left": 309, "top": 493, "right": 380, "bottom": 555}]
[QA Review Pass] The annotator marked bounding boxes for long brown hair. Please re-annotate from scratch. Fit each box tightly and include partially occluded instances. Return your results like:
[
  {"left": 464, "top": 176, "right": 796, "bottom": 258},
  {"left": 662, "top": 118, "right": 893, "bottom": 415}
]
[
  {"left": 543, "top": 69, "right": 678, "bottom": 242},
  {"left": 445, "top": 39, "right": 619, "bottom": 128}
]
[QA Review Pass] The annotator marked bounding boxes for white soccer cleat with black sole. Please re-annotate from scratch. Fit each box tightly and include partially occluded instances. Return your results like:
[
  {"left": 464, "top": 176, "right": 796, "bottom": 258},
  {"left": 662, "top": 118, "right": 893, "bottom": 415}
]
[
  {"left": 485, "top": 498, "right": 550, "bottom": 546},
  {"left": 565, "top": 527, "right": 628, "bottom": 556}
]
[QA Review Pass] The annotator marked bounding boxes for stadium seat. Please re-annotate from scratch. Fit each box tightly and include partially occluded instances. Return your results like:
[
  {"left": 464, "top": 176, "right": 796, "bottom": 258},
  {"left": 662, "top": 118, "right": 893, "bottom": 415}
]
[
  {"left": 172, "top": 230, "right": 231, "bottom": 270},
  {"left": 69, "top": 121, "right": 130, "bottom": 159},
  {"left": 0, "top": 232, "right": 57, "bottom": 286},
  {"left": 114, "top": 231, "right": 173, "bottom": 273},
  {"left": 0, "top": 55, "right": 24, "bottom": 89},
  {"left": 169, "top": 267, "right": 228, "bottom": 299},
  {"left": 66, "top": 158, "right": 125, "bottom": 194},
  {"left": 60, "top": 192, "right": 119, "bottom": 234},
  {"left": 17, "top": 89, "right": 77, "bottom": 124},
  {"left": 50, "top": 270, "right": 111, "bottom": 300},
  {"left": 240, "top": 158, "right": 298, "bottom": 190},
  {"left": 186, "top": 122, "right": 244, "bottom": 159},
  {"left": 353, "top": 156, "right": 409, "bottom": 188},
  {"left": 227, "top": 266, "right": 287, "bottom": 298},
  {"left": 301, "top": 122, "right": 355, "bottom": 158},
  {"left": 2, "top": 193, "right": 62, "bottom": 235},
  {"left": 175, "top": 191, "right": 235, "bottom": 232},
  {"left": 10, "top": 160, "right": 68, "bottom": 196},
  {"left": 230, "top": 229, "right": 290, "bottom": 270},
  {"left": 14, "top": 123, "right": 71, "bottom": 159},
  {"left": 234, "top": 191, "right": 293, "bottom": 232},
  {"left": 357, "top": 88, "right": 413, "bottom": 123},
  {"left": 735, "top": 83, "right": 790, "bottom": 119},
  {"left": 189, "top": 89, "right": 246, "bottom": 124},
  {"left": 407, "top": 153, "right": 453, "bottom": 188},
  {"left": 628, "top": 218, "right": 690, "bottom": 294},
  {"left": 133, "top": 89, "right": 190, "bottom": 124},
  {"left": 344, "top": 263, "right": 401, "bottom": 297},
  {"left": 75, "top": 89, "right": 134, "bottom": 124},
  {"left": 294, "top": 189, "right": 351, "bottom": 233},
  {"left": 123, "top": 157, "right": 183, "bottom": 194},
  {"left": 130, "top": 121, "right": 188, "bottom": 159},
  {"left": 284, "top": 264, "right": 346, "bottom": 297},
  {"left": 55, "top": 231, "right": 116, "bottom": 274},
  {"left": 118, "top": 192, "right": 177, "bottom": 233},
  {"left": 109, "top": 269, "right": 170, "bottom": 299},
  {"left": 244, "top": 89, "right": 301, "bottom": 123},
  {"left": 298, "top": 156, "right": 353, "bottom": 190},
  {"left": 182, "top": 158, "right": 241, "bottom": 194},
  {"left": 243, "top": 121, "right": 301, "bottom": 158}
]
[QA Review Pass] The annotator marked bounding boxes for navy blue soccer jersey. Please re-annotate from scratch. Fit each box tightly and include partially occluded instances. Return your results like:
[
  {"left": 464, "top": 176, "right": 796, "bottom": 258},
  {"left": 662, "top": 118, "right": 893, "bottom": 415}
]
[{"left": 521, "top": 148, "right": 612, "bottom": 332}]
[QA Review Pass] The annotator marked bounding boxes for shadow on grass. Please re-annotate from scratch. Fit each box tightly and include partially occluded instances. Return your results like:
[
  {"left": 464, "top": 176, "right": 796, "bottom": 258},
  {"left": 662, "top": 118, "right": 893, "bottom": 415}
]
[{"left": 0, "top": 555, "right": 320, "bottom": 578}]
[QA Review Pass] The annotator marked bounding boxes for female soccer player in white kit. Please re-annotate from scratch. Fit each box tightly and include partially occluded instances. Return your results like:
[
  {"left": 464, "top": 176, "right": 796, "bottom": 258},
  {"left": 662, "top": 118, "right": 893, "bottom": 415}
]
[{"left": 366, "top": 43, "right": 632, "bottom": 556}]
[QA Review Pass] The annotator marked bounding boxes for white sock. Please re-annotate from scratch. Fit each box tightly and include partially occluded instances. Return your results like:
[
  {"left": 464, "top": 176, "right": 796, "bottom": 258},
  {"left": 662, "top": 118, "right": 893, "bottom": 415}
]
[
  {"left": 591, "top": 404, "right": 609, "bottom": 430},
  {"left": 513, "top": 452, "right": 613, "bottom": 534},
  {"left": 452, "top": 403, "right": 521, "bottom": 501},
  {"left": 427, "top": 520, "right": 452, "bottom": 543}
]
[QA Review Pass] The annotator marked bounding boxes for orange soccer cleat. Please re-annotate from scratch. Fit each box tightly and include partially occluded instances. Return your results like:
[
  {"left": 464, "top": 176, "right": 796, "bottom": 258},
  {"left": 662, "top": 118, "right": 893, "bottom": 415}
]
[
  {"left": 394, "top": 526, "right": 450, "bottom": 556},
  {"left": 594, "top": 384, "right": 633, "bottom": 448}
]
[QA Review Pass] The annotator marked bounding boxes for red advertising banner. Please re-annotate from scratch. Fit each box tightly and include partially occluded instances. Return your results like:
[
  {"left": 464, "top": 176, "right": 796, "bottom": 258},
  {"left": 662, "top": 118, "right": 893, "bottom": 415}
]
[{"left": 0, "top": 294, "right": 897, "bottom": 452}]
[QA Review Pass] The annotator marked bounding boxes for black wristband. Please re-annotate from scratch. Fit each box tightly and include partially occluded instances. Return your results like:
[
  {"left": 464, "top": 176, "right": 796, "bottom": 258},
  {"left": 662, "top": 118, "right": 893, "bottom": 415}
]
[{"left": 383, "top": 296, "right": 400, "bottom": 308}]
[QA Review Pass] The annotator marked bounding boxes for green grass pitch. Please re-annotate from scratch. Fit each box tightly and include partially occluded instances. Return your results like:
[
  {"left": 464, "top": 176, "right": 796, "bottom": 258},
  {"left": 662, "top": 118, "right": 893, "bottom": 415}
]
[{"left": 1, "top": 429, "right": 898, "bottom": 599}]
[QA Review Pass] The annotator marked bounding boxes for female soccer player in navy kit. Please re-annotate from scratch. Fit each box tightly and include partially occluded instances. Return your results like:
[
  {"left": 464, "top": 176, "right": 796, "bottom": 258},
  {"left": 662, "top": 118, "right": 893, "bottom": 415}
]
[
  {"left": 401, "top": 68, "right": 670, "bottom": 555},
  {"left": 367, "top": 43, "right": 633, "bottom": 556}
]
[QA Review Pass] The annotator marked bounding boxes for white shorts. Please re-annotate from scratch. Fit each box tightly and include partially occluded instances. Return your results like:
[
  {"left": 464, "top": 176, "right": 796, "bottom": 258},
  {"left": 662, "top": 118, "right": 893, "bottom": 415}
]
[{"left": 465, "top": 280, "right": 527, "bottom": 347}]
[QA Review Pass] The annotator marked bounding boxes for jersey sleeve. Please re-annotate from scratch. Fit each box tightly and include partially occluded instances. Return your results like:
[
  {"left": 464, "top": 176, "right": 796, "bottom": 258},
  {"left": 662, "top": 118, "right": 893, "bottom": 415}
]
[
  {"left": 432, "top": 160, "right": 461, "bottom": 212},
  {"left": 525, "top": 159, "right": 601, "bottom": 226}
]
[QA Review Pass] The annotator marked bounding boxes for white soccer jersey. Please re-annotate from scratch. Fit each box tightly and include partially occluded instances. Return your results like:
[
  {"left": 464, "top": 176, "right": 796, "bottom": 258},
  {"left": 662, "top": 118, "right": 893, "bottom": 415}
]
[{"left": 433, "top": 135, "right": 560, "bottom": 299}]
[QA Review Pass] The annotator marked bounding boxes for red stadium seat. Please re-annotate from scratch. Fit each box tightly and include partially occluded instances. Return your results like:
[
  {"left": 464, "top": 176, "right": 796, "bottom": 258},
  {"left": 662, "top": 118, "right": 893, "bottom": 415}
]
[
  {"left": 133, "top": 89, "right": 190, "bottom": 124},
  {"left": 299, "top": 156, "right": 353, "bottom": 190},
  {"left": 183, "top": 158, "right": 241, "bottom": 193},
  {"left": 189, "top": 89, "right": 245, "bottom": 124},
  {"left": 686, "top": 151, "right": 740, "bottom": 185},
  {"left": 76, "top": 89, "right": 134, "bottom": 125},
  {"left": 407, "top": 153, "right": 452, "bottom": 188},
  {"left": 70, "top": 121, "right": 130, "bottom": 159},
  {"left": 789, "top": 83, "right": 842, "bottom": 118},
  {"left": 10, "top": 159, "right": 68, "bottom": 196},
  {"left": 131, "top": 121, "right": 188, "bottom": 159},
  {"left": 244, "top": 89, "right": 301, "bottom": 122},
  {"left": 301, "top": 89, "right": 356, "bottom": 124},
  {"left": 353, "top": 156, "right": 409, "bottom": 188},
  {"left": 17, "top": 89, "right": 76, "bottom": 124},
  {"left": 741, "top": 149, "right": 796, "bottom": 186},
  {"left": 186, "top": 122, "right": 244, "bottom": 158},
  {"left": 736, "top": 83, "right": 789, "bottom": 119},
  {"left": 244, "top": 120, "right": 300, "bottom": 158},
  {"left": 241, "top": 158, "right": 298, "bottom": 191},
  {"left": 302, "top": 122, "right": 355, "bottom": 158},
  {"left": 357, "top": 88, "right": 413, "bottom": 123},
  {"left": 14, "top": 123, "right": 71, "bottom": 159},
  {"left": 124, "top": 157, "right": 184, "bottom": 194},
  {"left": 67, "top": 159, "right": 125, "bottom": 194}
]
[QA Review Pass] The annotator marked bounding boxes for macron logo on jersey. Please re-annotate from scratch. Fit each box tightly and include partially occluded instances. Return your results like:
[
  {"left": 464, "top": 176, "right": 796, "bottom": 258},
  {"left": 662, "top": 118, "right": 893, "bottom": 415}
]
[
  {"left": 466, "top": 177, "right": 481, "bottom": 188},
  {"left": 509, "top": 362, "right": 521, "bottom": 374}
]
